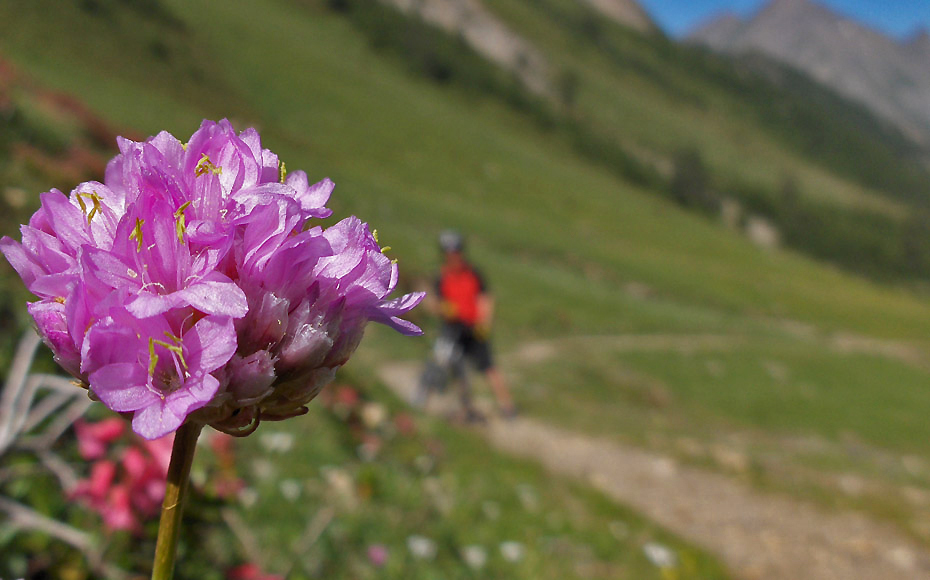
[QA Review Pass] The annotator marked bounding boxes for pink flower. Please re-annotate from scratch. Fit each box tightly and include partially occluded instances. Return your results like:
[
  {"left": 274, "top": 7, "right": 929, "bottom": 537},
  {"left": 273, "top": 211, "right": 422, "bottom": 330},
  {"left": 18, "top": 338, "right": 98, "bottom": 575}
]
[
  {"left": 367, "top": 544, "right": 389, "bottom": 567},
  {"left": 71, "top": 419, "right": 173, "bottom": 534},
  {"left": 393, "top": 412, "right": 417, "bottom": 437},
  {"left": 74, "top": 417, "right": 125, "bottom": 460},
  {"left": 227, "top": 563, "right": 284, "bottom": 580},
  {"left": 72, "top": 459, "right": 117, "bottom": 506},
  {"left": 101, "top": 484, "right": 136, "bottom": 532},
  {"left": 2, "top": 119, "right": 423, "bottom": 440}
]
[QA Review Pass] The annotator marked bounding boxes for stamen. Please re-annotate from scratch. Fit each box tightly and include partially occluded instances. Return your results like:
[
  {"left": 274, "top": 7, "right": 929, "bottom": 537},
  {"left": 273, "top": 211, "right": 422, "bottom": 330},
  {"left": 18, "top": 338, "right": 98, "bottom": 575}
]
[
  {"left": 77, "top": 191, "right": 103, "bottom": 224},
  {"left": 129, "top": 218, "right": 145, "bottom": 251},
  {"left": 372, "top": 229, "right": 393, "bottom": 255},
  {"left": 194, "top": 153, "right": 222, "bottom": 177},
  {"left": 174, "top": 201, "right": 192, "bottom": 243},
  {"left": 279, "top": 161, "right": 287, "bottom": 183},
  {"left": 153, "top": 334, "right": 187, "bottom": 370},
  {"left": 148, "top": 337, "right": 160, "bottom": 377}
]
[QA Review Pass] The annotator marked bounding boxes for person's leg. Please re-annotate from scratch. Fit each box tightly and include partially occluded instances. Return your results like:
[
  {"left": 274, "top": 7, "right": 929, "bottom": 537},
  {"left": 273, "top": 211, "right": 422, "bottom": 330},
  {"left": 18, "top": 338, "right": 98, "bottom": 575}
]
[
  {"left": 452, "top": 329, "right": 483, "bottom": 421},
  {"left": 470, "top": 335, "right": 515, "bottom": 417},
  {"left": 453, "top": 357, "right": 473, "bottom": 409},
  {"left": 484, "top": 366, "right": 515, "bottom": 417}
]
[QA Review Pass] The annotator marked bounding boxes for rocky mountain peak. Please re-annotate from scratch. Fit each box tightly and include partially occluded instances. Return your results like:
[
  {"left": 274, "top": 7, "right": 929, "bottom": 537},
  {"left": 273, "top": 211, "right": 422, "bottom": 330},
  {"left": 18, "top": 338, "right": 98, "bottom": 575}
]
[
  {"left": 687, "top": 0, "right": 930, "bottom": 144},
  {"left": 905, "top": 27, "right": 930, "bottom": 56}
]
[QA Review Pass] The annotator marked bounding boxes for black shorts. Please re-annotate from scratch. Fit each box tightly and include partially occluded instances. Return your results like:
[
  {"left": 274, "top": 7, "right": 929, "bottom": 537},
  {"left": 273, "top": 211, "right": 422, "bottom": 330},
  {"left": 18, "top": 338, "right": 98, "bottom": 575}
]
[{"left": 442, "top": 323, "right": 494, "bottom": 373}]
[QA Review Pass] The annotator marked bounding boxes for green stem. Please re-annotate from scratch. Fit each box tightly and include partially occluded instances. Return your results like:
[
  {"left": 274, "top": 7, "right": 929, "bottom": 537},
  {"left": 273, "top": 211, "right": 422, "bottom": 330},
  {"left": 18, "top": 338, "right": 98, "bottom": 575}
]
[{"left": 151, "top": 421, "right": 202, "bottom": 580}]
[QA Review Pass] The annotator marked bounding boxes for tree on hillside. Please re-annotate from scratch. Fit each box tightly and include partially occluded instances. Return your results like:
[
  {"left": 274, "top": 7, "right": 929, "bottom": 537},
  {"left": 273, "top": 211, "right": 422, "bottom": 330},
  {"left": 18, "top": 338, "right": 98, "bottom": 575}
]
[
  {"left": 902, "top": 211, "right": 930, "bottom": 275},
  {"left": 670, "top": 148, "right": 717, "bottom": 214},
  {"left": 556, "top": 68, "right": 580, "bottom": 114}
]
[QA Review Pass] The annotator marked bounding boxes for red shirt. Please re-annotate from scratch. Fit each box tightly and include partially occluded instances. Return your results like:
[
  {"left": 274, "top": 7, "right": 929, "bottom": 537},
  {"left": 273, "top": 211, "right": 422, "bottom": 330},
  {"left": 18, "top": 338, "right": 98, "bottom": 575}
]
[{"left": 438, "top": 264, "right": 485, "bottom": 326}]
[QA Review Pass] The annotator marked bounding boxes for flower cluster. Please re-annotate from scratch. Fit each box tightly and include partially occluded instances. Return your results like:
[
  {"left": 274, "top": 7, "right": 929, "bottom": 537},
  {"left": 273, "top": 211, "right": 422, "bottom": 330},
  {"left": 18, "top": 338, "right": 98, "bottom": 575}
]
[
  {"left": 71, "top": 418, "right": 173, "bottom": 533},
  {"left": 1, "top": 119, "right": 423, "bottom": 439}
]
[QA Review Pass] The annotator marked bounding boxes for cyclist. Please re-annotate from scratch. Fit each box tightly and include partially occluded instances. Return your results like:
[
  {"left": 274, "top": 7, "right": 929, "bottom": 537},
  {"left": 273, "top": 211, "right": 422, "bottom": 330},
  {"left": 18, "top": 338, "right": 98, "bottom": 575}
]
[{"left": 423, "top": 230, "right": 515, "bottom": 420}]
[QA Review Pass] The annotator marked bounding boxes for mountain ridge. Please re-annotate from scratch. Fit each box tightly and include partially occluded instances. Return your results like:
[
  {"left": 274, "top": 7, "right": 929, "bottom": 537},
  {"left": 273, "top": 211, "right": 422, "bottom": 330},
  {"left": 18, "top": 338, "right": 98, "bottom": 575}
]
[{"left": 688, "top": 0, "right": 930, "bottom": 145}]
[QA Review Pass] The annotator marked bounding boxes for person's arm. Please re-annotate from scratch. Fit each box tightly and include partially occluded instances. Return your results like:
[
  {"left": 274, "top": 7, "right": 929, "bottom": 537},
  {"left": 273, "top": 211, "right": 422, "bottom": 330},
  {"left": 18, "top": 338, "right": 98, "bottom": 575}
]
[
  {"left": 474, "top": 270, "right": 493, "bottom": 337},
  {"left": 476, "top": 293, "right": 494, "bottom": 331},
  {"left": 424, "top": 276, "right": 443, "bottom": 317},
  {"left": 430, "top": 275, "right": 459, "bottom": 321}
]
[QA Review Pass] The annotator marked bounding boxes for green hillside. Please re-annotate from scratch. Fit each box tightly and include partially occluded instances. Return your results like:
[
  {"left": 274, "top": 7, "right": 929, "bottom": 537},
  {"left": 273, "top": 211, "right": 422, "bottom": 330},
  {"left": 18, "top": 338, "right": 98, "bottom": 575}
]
[
  {"left": 4, "top": 0, "right": 930, "bottom": 568},
  {"left": 436, "top": 0, "right": 930, "bottom": 280}
]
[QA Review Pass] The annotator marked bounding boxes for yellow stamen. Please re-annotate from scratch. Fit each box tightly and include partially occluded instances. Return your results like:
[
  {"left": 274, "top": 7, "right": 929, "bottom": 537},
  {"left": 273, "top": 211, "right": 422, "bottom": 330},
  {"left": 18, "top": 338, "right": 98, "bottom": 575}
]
[
  {"left": 174, "top": 201, "right": 192, "bottom": 243},
  {"left": 194, "top": 153, "right": 222, "bottom": 177},
  {"left": 148, "top": 337, "right": 160, "bottom": 377},
  {"left": 77, "top": 191, "right": 103, "bottom": 224},
  {"left": 129, "top": 218, "right": 145, "bottom": 251},
  {"left": 372, "top": 229, "right": 393, "bottom": 256},
  {"left": 279, "top": 161, "right": 287, "bottom": 183},
  {"left": 150, "top": 336, "right": 188, "bottom": 372}
]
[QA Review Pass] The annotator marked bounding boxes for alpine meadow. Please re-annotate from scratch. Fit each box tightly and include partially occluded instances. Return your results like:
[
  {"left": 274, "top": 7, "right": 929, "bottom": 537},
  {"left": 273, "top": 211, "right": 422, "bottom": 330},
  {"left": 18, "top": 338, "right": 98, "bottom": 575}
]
[{"left": 4, "top": 1, "right": 930, "bottom": 578}]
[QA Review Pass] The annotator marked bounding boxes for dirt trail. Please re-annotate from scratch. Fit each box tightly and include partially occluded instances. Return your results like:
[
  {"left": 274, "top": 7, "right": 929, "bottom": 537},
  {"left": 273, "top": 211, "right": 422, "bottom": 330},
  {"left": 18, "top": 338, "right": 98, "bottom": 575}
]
[
  {"left": 512, "top": 333, "right": 746, "bottom": 364},
  {"left": 379, "top": 359, "right": 930, "bottom": 580}
]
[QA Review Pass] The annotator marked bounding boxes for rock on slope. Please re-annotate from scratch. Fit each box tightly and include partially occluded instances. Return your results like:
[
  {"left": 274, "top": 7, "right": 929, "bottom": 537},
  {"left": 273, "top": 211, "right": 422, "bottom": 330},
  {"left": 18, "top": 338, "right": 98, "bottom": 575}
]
[
  {"left": 378, "top": 0, "right": 551, "bottom": 95},
  {"left": 378, "top": 0, "right": 658, "bottom": 97},
  {"left": 577, "top": 0, "right": 656, "bottom": 34}
]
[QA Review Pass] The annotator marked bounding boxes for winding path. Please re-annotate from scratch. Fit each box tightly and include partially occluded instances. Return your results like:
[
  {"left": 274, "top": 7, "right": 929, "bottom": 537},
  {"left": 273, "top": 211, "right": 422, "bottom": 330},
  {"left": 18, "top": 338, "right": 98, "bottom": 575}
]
[{"left": 379, "top": 352, "right": 930, "bottom": 580}]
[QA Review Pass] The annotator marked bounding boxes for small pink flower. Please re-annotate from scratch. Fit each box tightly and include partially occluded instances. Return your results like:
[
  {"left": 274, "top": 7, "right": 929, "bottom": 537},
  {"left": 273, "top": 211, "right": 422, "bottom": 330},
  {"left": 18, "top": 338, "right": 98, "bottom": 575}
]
[
  {"left": 121, "top": 446, "right": 148, "bottom": 481},
  {"left": 74, "top": 417, "right": 125, "bottom": 460},
  {"left": 81, "top": 460, "right": 117, "bottom": 503},
  {"left": 227, "top": 563, "right": 284, "bottom": 580},
  {"left": 101, "top": 484, "right": 136, "bottom": 532},
  {"left": 334, "top": 384, "right": 360, "bottom": 409},
  {"left": 71, "top": 419, "right": 173, "bottom": 534},
  {"left": 144, "top": 434, "right": 174, "bottom": 474},
  {"left": 210, "top": 431, "right": 236, "bottom": 461},
  {"left": 393, "top": 412, "right": 417, "bottom": 436},
  {"left": 367, "top": 544, "right": 389, "bottom": 567}
]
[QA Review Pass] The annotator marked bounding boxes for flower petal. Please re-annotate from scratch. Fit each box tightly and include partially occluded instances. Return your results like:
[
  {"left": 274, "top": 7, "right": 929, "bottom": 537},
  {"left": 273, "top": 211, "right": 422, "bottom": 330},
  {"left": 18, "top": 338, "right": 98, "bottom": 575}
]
[
  {"left": 186, "top": 315, "right": 237, "bottom": 373},
  {"left": 132, "top": 400, "right": 186, "bottom": 441},
  {"left": 90, "top": 363, "right": 156, "bottom": 412}
]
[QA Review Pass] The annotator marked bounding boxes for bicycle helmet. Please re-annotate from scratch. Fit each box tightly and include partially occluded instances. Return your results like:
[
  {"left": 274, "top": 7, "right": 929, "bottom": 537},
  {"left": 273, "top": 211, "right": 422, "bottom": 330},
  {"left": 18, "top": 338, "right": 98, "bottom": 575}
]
[{"left": 439, "top": 229, "right": 465, "bottom": 253}]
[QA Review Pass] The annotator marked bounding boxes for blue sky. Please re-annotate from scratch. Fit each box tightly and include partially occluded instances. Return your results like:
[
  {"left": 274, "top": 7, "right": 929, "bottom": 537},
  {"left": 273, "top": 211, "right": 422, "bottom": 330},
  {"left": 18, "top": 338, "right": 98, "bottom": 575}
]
[{"left": 638, "top": 0, "right": 930, "bottom": 39}]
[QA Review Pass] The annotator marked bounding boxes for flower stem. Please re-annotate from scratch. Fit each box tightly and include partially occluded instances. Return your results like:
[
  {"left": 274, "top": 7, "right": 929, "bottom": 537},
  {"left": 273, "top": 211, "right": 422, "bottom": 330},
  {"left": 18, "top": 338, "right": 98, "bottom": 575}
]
[{"left": 151, "top": 421, "right": 202, "bottom": 580}]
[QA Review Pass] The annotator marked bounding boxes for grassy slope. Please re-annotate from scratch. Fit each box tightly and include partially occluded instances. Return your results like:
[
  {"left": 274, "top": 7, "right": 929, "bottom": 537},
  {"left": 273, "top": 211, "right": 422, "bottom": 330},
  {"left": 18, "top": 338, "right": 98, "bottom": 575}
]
[
  {"left": 0, "top": 2, "right": 729, "bottom": 574},
  {"left": 229, "top": 376, "right": 727, "bottom": 579},
  {"left": 156, "top": 0, "right": 930, "bottom": 341},
  {"left": 467, "top": 2, "right": 930, "bottom": 536},
  {"left": 3, "top": 0, "right": 930, "bottom": 548},
  {"left": 484, "top": 0, "right": 929, "bottom": 215},
  {"left": 3, "top": 0, "right": 930, "bottom": 340}
]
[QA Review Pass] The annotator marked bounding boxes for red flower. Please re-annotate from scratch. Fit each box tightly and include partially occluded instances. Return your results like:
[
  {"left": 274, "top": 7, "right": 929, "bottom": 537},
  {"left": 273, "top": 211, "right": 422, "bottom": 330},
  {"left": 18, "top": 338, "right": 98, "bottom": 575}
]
[
  {"left": 74, "top": 417, "right": 124, "bottom": 460},
  {"left": 227, "top": 563, "right": 284, "bottom": 580}
]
